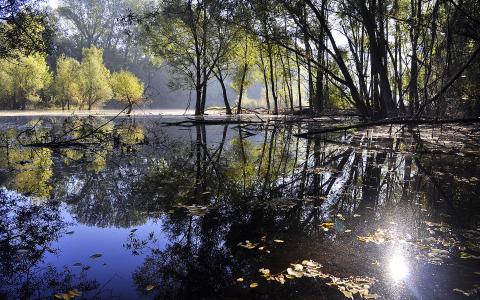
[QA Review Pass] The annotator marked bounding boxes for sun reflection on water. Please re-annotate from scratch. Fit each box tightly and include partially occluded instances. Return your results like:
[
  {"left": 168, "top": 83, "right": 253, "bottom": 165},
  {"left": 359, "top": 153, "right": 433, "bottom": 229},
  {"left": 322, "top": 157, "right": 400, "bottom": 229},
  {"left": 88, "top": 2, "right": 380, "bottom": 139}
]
[{"left": 388, "top": 252, "right": 410, "bottom": 282}]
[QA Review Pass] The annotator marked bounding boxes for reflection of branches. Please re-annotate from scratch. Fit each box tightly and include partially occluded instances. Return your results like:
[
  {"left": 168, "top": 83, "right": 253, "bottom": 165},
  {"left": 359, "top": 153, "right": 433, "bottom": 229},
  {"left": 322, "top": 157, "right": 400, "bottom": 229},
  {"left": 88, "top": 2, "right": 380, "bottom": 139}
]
[{"left": 18, "top": 106, "right": 129, "bottom": 148}]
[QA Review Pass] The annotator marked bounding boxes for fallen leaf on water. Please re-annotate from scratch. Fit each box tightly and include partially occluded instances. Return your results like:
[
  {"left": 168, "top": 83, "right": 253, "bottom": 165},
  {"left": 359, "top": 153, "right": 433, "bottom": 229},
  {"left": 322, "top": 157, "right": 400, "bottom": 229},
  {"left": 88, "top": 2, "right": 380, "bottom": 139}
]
[
  {"left": 344, "top": 229, "right": 352, "bottom": 233},
  {"left": 54, "top": 289, "right": 82, "bottom": 300},
  {"left": 353, "top": 214, "right": 361, "bottom": 218},
  {"left": 460, "top": 252, "right": 480, "bottom": 259},
  {"left": 90, "top": 253, "right": 102, "bottom": 259},
  {"left": 236, "top": 278, "right": 244, "bottom": 282},
  {"left": 65, "top": 231, "right": 75, "bottom": 235},
  {"left": 364, "top": 294, "right": 379, "bottom": 299},
  {"left": 274, "top": 239, "right": 284, "bottom": 243},
  {"left": 130, "top": 229, "right": 137, "bottom": 233},
  {"left": 321, "top": 222, "right": 335, "bottom": 229},
  {"left": 237, "top": 240, "right": 257, "bottom": 249},
  {"left": 250, "top": 283, "right": 258, "bottom": 288},
  {"left": 145, "top": 285, "right": 155, "bottom": 291},
  {"left": 72, "top": 263, "right": 82, "bottom": 267}
]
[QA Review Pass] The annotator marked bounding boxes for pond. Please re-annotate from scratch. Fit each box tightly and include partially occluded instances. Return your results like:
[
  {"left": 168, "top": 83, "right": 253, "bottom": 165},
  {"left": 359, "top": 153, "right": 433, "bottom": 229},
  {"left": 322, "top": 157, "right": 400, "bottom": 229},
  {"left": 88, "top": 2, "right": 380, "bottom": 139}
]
[{"left": 0, "top": 114, "right": 479, "bottom": 299}]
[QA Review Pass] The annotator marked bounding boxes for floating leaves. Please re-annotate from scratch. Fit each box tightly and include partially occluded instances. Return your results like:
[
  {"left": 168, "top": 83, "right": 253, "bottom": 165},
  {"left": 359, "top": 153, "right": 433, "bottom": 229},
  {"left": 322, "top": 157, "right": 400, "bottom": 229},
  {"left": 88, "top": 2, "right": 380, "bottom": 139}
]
[
  {"left": 175, "top": 204, "right": 210, "bottom": 216},
  {"left": 273, "top": 239, "right": 284, "bottom": 243},
  {"left": 257, "top": 260, "right": 377, "bottom": 299},
  {"left": 90, "top": 253, "right": 102, "bottom": 259},
  {"left": 249, "top": 283, "right": 258, "bottom": 288},
  {"left": 236, "top": 278, "right": 244, "bottom": 282},
  {"left": 453, "top": 285, "right": 480, "bottom": 297},
  {"left": 321, "top": 222, "right": 335, "bottom": 231},
  {"left": 54, "top": 289, "right": 82, "bottom": 300},
  {"left": 357, "top": 229, "right": 392, "bottom": 244},
  {"left": 145, "top": 284, "right": 155, "bottom": 291},
  {"left": 460, "top": 252, "right": 480, "bottom": 259},
  {"left": 237, "top": 240, "right": 258, "bottom": 249}
]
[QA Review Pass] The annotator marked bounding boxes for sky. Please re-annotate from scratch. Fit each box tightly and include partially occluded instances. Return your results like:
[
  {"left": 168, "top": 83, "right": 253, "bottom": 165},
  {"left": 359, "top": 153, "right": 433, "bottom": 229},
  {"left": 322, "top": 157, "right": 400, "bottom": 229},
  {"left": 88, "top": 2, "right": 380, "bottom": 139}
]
[{"left": 47, "top": 0, "right": 59, "bottom": 9}]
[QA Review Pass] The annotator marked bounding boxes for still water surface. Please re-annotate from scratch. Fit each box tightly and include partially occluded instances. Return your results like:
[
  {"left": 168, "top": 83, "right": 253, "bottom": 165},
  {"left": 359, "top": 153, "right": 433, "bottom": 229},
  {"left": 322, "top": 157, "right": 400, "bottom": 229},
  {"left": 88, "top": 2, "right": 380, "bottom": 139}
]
[{"left": 0, "top": 114, "right": 479, "bottom": 299}]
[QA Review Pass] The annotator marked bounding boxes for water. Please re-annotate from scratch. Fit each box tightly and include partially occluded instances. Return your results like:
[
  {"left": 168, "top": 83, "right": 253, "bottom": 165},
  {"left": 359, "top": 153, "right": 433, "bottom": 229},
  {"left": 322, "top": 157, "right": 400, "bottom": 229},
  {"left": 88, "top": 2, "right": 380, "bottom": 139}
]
[{"left": 0, "top": 114, "right": 479, "bottom": 299}]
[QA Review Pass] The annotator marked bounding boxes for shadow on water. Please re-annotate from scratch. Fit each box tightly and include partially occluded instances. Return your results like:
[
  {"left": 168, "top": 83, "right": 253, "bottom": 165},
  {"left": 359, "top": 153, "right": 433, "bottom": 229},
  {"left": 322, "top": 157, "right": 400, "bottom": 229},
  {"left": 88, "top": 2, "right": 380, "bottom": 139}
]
[{"left": 0, "top": 115, "right": 479, "bottom": 299}]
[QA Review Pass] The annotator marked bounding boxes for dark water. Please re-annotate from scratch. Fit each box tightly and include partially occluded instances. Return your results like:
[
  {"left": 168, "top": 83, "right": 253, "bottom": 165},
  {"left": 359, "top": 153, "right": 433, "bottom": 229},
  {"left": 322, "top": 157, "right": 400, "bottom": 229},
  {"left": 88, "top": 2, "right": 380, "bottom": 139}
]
[{"left": 0, "top": 115, "right": 479, "bottom": 299}]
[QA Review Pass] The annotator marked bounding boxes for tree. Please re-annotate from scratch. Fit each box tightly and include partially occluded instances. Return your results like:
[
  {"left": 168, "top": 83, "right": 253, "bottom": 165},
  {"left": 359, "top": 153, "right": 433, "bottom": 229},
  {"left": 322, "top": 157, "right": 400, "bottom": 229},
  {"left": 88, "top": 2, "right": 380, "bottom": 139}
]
[
  {"left": 54, "top": 55, "right": 81, "bottom": 110},
  {"left": 138, "top": 0, "right": 233, "bottom": 115},
  {"left": 78, "top": 46, "right": 112, "bottom": 110},
  {"left": 110, "top": 70, "right": 145, "bottom": 114},
  {"left": 0, "top": 53, "right": 52, "bottom": 109},
  {"left": 0, "top": 0, "right": 53, "bottom": 58},
  {"left": 230, "top": 34, "right": 259, "bottom": 114}
]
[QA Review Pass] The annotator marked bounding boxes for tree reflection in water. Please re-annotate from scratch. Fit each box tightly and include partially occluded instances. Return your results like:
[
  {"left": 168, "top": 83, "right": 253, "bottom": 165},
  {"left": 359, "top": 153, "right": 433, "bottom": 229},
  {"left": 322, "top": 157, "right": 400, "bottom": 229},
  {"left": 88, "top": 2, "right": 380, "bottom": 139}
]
[
  {"left": 0, "top": 188, "right": 98, "bottom": 299},
  {"left": 0, "top": 116, "right": 479, "bottom": 299},
  {"left": 124, "top": 122, "right": 480, "bottom": 299}
]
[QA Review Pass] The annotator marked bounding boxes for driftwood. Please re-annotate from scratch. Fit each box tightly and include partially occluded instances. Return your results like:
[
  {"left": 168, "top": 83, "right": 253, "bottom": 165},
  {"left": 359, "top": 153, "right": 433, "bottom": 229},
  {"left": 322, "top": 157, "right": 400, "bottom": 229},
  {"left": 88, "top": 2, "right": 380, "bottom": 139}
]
[{"left": 295, "top": 117, "right": 480, "bottom": 138}]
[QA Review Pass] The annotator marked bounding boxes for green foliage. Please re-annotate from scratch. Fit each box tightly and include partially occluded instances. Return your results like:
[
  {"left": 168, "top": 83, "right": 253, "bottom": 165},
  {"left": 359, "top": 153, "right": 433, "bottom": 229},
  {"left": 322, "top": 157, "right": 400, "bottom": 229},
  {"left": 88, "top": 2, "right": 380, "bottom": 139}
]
[
  {"left": 110, "top": 70, "right": 145, "bottom": 108},
  {"left": 0, "top": 53, "right": 52, "bottom": 109},
  {"left": 230, "top": 35, "right": 261, "bottom": 94},
  {"left": 78, "top": 47, "right": 112, "bottom": 110},
  {"left": 0, "top": 6, "right": 52, "bottom": 59},
  {"left": 54, "top": 55, "right": 81, "bottom": 109}
]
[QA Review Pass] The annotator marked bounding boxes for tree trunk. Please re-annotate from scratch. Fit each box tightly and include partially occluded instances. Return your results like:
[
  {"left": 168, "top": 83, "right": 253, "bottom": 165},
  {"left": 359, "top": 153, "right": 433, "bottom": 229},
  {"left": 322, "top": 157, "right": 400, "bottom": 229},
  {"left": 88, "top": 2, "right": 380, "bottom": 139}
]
[
  {"left": 214, "top": 69, "right": 232, "bottom": 115},
  {"left": 237, "top": 63, "right": 248, "bottom": 114}
]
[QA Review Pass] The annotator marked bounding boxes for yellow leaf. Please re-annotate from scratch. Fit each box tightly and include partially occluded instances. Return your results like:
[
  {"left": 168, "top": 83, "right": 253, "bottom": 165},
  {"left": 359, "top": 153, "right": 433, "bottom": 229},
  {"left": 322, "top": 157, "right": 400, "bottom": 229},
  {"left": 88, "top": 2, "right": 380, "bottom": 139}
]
[
  {"left": 250, "top": 283, "right": 258, "bottom": 288},
  {"left": 274, "top": 239, "right": 284, "bottom": 243},
  {"left": 145, "top": 285, "right": 155, "bottom": 291},
  {"left": 321, "top": 222, "right": 335, "bottom": 229},
  {"left": 236, "top": 278, "right": 244, "bottom": 282}
]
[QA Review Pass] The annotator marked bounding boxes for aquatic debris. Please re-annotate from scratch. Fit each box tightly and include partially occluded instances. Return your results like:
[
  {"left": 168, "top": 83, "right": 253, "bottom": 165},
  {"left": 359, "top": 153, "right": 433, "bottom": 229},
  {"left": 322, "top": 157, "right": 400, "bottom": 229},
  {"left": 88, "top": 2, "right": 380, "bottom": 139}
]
[
  {"left": 273, "top": 239, "right": 285, "bottom": 243},
  {"left": 174, "top": 204, "right": 210, "bottom": 216},
  {"left": 90, "top": 253, "right": 102, "bottom": 259},
  {"left": 460, "top": 252, "right": 480, "bottom": 259},
  {"left": 145, "top": 284, "right": 155, "bottom": 291},
  {"left": 54, "top": 289, "right": 82, "bottom": 300},
  {"left": 453, "top": 285, "right": 480, "bottom": 297},
  {"left": 258, "top": 260, "right": 377, "bottom": 299},
  {"left": 249, "top": 282, "right": 258, "bottom": 288},
  {"left": 237, "top": 240, "right": 258, "bottom": 249},
  {"left": 236, "top": 278, "right": 244, "bottom": 282},
  {"left": 357, "top": 229, "right": 392, "bottom": 244},
  {"left": 321, "top": 222, "right": 335, "bottom": 231}
]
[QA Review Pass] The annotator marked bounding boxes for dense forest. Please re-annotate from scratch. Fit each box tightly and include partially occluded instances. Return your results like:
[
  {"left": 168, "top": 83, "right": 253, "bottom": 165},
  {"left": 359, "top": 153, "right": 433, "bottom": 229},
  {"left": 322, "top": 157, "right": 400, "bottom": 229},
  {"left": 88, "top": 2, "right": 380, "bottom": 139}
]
[{"left": 0, "top": 0, "right": 479, "bottom": 117}]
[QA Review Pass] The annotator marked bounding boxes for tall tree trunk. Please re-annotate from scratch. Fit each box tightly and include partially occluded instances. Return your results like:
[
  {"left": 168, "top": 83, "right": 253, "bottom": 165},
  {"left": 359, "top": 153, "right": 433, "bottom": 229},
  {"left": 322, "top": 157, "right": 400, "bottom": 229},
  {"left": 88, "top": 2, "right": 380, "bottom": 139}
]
[
  {"left": 237, "top": 63, "right": 248, "bottom": 114},
  {"left": 259, "top": 49, "right": 271, "bottom": 112},
  {"left": 267, "top": 43, "right": 278, "bottom": 114},
  {"left": 214, "top": 69, "right": 232, "bottom": 115}
]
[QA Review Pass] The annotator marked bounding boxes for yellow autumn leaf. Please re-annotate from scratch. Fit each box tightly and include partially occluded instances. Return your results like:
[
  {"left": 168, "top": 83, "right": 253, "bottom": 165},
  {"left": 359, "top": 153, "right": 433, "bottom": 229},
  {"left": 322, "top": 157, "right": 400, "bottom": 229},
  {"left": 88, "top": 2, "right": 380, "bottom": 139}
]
[{"left": 145, "top": 284, "right": 155, "bottom": 291}]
